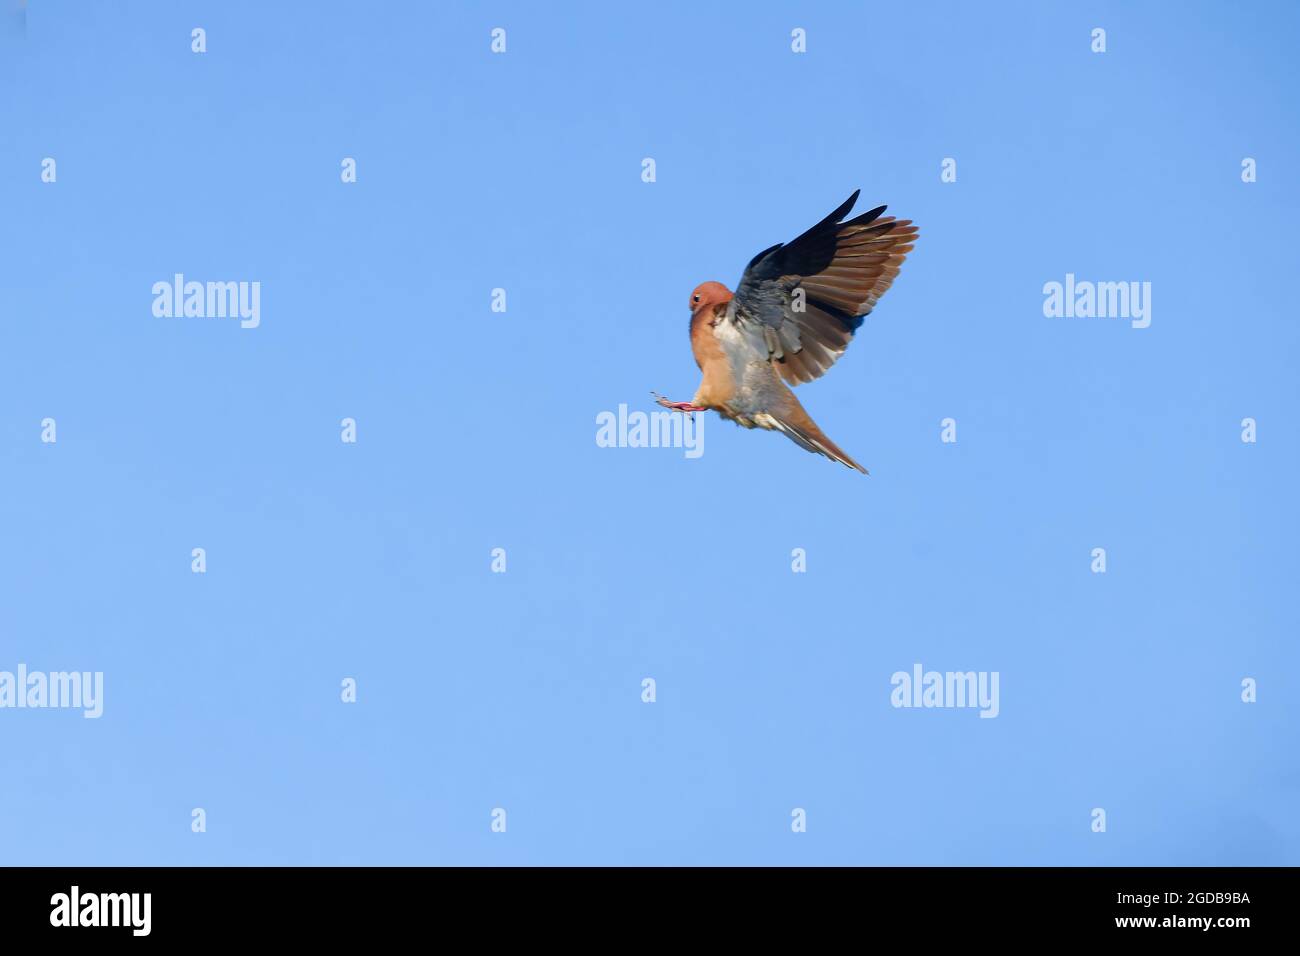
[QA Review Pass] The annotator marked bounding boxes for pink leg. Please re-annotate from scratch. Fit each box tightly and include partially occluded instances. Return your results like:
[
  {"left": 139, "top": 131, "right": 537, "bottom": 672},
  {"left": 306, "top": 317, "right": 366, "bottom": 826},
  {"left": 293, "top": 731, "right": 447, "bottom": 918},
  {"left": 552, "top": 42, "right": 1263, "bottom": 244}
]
[{"left": 652, "top": 392, "right": 705, "bottom": 413}]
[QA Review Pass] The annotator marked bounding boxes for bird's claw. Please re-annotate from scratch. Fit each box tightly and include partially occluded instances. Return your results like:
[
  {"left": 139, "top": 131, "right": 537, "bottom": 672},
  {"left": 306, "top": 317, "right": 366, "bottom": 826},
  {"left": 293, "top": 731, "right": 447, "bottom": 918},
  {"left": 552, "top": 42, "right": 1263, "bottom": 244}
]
[{"left": 652, "top": 392, "right": 704, "bottom": 413}]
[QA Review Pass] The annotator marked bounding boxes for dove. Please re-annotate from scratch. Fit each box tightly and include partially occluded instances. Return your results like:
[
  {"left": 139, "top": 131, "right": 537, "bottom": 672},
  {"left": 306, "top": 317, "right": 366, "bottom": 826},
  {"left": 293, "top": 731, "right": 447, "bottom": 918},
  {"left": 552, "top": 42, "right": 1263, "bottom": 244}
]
[{"left": 655, "top": 190, "right": 917, "bottom": 473}]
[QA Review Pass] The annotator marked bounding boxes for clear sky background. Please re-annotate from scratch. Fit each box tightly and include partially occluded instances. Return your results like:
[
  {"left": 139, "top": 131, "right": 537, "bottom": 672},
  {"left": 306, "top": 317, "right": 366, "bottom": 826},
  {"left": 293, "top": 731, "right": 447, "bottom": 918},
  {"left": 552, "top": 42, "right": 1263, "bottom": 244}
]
[{"left": 1, "top": 1, "right": 1297, "bottom": 865}]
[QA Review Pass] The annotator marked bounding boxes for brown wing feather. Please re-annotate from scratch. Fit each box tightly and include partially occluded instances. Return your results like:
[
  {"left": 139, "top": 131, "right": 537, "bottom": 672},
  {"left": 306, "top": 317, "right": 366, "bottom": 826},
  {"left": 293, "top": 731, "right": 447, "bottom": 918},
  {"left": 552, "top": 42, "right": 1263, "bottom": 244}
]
[{"left": 777, "top": 216, "right": 918, "bottom": 385}]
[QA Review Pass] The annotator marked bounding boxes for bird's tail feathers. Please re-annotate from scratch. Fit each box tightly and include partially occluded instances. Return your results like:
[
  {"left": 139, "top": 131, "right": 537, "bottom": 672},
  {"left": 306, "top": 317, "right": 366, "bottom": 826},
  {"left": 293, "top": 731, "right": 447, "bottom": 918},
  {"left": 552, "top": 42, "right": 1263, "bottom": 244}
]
[{"left": 760, "top": 410, "right": 867, "bottom": 474}]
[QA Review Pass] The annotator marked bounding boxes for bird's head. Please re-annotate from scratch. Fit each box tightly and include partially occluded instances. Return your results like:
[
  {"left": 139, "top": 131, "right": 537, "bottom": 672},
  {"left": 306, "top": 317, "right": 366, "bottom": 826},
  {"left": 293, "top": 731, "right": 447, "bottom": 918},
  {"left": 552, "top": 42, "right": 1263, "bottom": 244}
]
[{"left": 688, "top": 281, "right": 733, "bottom": 316}]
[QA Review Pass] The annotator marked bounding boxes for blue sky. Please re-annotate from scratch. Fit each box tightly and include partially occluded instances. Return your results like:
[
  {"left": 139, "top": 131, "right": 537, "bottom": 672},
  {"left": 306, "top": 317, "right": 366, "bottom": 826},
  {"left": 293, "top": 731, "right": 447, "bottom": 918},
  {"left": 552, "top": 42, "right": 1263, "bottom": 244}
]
[{"left": 1, "top": 0, "right": 1296, "bottom": 865}]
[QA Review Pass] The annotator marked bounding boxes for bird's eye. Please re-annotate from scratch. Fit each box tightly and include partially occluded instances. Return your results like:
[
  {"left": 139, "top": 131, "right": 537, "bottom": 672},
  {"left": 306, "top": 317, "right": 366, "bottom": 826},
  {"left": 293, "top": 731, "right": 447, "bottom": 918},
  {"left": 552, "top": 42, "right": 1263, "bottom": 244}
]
[{"left": 692, "top": 294, "right": 701, "bottom": 303}]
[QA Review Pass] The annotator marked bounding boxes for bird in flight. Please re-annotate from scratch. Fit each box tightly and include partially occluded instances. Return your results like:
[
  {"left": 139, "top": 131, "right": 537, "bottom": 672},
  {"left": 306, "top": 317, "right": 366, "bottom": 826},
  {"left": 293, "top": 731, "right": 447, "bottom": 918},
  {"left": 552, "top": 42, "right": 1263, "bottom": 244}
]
[{"left": 655, "top": 190, "right": 917, "bottom": 474}]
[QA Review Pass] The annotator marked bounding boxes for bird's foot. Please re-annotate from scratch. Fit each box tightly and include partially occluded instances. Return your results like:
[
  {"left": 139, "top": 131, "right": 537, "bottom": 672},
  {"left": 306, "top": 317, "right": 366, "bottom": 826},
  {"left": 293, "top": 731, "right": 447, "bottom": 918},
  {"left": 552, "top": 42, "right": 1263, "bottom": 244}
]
[{"left": 652, "top": 392, "right": 705, "bottom": 413}]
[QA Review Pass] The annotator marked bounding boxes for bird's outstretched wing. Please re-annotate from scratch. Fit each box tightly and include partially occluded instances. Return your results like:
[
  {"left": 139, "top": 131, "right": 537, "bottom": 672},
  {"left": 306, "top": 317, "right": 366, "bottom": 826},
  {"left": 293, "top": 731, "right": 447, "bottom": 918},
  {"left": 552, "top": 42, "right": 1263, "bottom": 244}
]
[{"left": 732, "top": 190, "right": 918, "bottom": 386}]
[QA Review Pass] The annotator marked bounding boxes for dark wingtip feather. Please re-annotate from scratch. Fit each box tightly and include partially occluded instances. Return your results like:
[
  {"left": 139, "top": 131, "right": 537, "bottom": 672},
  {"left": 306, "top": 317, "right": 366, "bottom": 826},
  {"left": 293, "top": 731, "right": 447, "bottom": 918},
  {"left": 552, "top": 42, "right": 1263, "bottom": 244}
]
[
  {"left": 832, "top": 189, "right": 861, "bottom": 222},
  {"left": 843, "top": 204, "right": 888, "bottom": 229},
  {"left": 783, "top": 190, "right": 864, "bottom": 252}
]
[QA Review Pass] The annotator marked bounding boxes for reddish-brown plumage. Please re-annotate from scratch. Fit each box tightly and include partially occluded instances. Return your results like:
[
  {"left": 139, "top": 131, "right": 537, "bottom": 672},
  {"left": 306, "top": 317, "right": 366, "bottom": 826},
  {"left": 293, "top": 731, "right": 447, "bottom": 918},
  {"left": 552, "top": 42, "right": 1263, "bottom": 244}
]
[{"left": 687, "top": 282, "right": 736, "bottom": 409}]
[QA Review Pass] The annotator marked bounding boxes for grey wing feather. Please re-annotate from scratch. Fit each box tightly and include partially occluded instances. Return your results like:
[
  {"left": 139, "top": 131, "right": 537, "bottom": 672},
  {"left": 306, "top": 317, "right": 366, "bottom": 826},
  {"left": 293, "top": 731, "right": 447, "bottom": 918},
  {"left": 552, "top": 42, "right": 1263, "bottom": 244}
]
[{"left": 731, "top": 190, "right": 918, "bottom": 386}]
